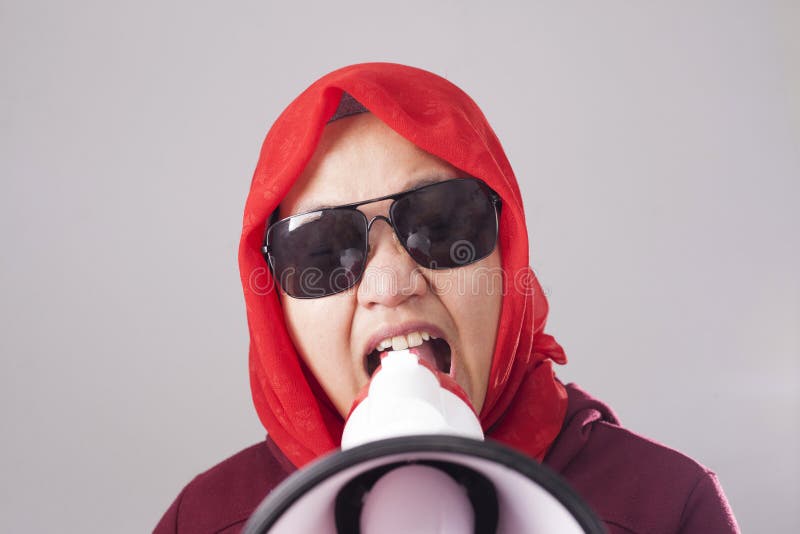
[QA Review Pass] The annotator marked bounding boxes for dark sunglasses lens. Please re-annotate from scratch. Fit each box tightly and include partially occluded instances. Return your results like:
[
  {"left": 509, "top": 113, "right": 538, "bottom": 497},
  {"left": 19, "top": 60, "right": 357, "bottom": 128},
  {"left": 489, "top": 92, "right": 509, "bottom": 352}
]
[
  {"left": 267, "top": 210, "right": 367, "bottom": 298},
  {"left": 392, "top": 179, "right": 499, "bottom": 269}
]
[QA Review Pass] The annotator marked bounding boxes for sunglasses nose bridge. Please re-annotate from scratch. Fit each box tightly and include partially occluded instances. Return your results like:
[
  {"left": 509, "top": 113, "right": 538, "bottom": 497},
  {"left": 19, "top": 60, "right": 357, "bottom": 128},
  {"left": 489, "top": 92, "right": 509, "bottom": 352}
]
[
  {"left": 366, "top": 214, "right": 392, "bottom": 232},
  {"left": 365, "top": 214, "right": 395, "bottom": 256}
]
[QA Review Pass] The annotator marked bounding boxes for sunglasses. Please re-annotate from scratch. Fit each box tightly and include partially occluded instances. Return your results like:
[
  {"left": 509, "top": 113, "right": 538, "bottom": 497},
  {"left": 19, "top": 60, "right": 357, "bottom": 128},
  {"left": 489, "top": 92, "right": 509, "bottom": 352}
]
[{"left": 262, "top": 177, "right": 501, "bottom": 299}]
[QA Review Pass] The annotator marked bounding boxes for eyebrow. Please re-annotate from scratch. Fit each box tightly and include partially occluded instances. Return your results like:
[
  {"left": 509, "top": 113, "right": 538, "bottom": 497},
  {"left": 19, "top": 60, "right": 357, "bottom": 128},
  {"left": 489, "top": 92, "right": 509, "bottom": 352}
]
[{"left": 292, "top": 175, "right": 450, "bottom": 215}]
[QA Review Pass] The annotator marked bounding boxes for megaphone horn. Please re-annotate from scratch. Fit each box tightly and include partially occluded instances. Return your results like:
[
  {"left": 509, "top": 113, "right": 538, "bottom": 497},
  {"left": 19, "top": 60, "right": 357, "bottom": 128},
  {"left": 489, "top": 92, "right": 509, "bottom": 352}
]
[{"left": 243, "top": 350, "right": 605, "bottom": 533}]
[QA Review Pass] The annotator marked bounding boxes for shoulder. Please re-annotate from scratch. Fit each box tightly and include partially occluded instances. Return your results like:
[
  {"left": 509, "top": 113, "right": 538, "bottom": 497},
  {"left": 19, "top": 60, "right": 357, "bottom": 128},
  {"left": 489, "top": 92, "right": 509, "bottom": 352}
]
[
  {"left": 154, "top": 438, "right": 295, "bottom": 534},
  {"left": 544, "top": 383, "right": 739, "bottom": 534}
]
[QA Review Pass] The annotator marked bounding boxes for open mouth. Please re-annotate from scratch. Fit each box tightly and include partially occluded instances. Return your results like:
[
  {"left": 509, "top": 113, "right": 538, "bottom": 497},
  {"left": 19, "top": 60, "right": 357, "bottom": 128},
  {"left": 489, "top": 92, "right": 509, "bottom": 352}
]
[{"left": 365, "top": 337, "right": 452, "bottom": 377}]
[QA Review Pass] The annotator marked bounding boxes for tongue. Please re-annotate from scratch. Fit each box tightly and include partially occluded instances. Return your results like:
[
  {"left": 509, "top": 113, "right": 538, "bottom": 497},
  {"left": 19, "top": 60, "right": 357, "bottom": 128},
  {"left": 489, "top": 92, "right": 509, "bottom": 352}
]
[{"left": 382, "top": 340, "right": 439, "bottom": 371}]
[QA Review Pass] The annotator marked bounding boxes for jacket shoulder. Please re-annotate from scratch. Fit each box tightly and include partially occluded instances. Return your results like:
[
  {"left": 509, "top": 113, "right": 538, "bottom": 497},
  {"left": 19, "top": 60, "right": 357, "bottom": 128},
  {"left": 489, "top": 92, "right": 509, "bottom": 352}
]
[
  {"left": 547, "top": 383, "right": 739, "bottom": 533},
  {"left": 154, "top": 439, "right": 293, "bottom": 534}
]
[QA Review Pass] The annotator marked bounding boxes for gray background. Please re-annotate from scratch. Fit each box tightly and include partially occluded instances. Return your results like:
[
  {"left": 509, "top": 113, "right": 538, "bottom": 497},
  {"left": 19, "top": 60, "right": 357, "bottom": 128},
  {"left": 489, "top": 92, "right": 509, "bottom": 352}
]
[{"left": 1, "top": 1, "right": 797, "bottom": 532}]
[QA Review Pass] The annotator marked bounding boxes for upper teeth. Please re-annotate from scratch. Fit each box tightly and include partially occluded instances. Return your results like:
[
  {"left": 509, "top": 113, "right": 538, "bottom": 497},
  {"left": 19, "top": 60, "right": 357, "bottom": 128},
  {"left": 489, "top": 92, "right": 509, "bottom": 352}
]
[{"left": 375, "top": 330, "right": 436, "bottom": 352}]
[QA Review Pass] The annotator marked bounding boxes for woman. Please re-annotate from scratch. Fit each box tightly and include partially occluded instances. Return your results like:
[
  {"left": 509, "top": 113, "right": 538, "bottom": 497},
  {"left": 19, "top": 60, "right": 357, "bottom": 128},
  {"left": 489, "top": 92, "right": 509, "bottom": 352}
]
[{"left": 155, "top": 63, "right": 739, "bottom": 533}]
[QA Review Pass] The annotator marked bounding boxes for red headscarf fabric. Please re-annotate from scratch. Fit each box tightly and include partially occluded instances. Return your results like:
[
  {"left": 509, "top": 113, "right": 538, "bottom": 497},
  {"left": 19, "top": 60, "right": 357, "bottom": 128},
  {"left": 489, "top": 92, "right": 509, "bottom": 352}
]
[{"left": 238, "top": 63, "right": 568, "bottom": 468}]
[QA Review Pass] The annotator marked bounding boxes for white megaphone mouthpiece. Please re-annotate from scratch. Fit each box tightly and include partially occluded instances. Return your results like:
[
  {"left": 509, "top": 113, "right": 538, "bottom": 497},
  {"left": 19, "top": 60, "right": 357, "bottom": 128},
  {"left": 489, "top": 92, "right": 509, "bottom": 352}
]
[
  {"left": 337, "top": 349, "right": 485, "bottom": 533},
  {"left": 341, "top": 349, "right": 484, "bottom": 449}
]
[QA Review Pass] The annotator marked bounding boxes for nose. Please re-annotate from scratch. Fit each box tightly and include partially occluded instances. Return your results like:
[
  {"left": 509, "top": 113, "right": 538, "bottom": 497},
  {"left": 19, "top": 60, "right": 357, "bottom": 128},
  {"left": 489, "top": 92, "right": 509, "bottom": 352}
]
[{"left": 356, "top": 216, "right": 428, "bottom": 308}]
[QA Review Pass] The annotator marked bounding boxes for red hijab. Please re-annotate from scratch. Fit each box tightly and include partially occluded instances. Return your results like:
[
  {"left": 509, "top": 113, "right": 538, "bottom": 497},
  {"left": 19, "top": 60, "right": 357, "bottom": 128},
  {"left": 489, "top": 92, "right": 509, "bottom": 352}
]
[{"left": 238, "top": 63, "right": 568, "bottom": 468}]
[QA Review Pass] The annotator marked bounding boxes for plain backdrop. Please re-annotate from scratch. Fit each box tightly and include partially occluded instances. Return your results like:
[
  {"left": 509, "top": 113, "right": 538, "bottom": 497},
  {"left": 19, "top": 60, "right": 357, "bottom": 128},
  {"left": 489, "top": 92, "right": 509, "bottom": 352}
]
[{"left": 1, "top": 1, "right": 797, "bottom": 532}]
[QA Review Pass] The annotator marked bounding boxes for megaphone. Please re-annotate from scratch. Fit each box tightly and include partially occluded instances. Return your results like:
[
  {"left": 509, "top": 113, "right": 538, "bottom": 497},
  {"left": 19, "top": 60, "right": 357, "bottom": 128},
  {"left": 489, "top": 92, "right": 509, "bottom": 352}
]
[{"left": 243, "top": 350, "right": 605, "bottom": 534}]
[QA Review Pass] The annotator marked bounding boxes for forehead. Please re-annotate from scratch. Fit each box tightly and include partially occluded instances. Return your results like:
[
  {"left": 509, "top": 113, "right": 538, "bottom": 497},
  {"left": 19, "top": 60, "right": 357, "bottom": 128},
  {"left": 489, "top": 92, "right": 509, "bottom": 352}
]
[{"left": 280, "top": 114, "right": 462, "bottom": 217}]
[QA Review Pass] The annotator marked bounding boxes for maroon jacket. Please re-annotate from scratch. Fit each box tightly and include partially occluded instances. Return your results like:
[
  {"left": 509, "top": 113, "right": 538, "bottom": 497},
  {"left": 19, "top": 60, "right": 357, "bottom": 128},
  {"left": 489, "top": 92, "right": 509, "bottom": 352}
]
[{"left": 154, "top": 384, "right": 739, "bottom": 533}]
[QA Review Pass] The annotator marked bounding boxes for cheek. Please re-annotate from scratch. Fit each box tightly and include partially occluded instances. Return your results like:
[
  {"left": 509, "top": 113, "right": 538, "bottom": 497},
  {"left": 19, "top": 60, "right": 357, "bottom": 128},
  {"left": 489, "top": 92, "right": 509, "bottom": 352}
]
[
  {"left": 280, "top": 295, "right": 358, "bottom": 394},
  {"left": 283, "top": 296, "right": 351, "bottom": 363},
  {"left": 431, "top": 256, "right": 504, "bottom": 334},
  {"left": 432, "top": 255, "right": 503, "bottom": 396}
]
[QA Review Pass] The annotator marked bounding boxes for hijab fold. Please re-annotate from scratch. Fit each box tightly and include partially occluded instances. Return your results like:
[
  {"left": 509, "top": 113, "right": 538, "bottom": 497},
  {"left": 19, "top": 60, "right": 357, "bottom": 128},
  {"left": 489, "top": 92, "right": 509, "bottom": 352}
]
[{"left": 239, "top": 63, "right": 568, "bottom": 468}]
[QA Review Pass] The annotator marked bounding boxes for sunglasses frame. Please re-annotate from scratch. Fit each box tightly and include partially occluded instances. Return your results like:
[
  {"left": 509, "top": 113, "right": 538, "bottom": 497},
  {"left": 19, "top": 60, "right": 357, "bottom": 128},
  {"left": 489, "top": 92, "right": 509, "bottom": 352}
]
[{"left": 261, "top": 177, "right": 502, "bottom": 299}]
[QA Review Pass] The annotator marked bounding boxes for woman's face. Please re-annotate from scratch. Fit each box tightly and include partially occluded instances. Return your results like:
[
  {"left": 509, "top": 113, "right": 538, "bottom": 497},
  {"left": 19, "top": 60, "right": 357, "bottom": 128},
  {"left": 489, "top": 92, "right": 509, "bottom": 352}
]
[{"left": 278, "top": 113, "right": 503, "bottom": 418}]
